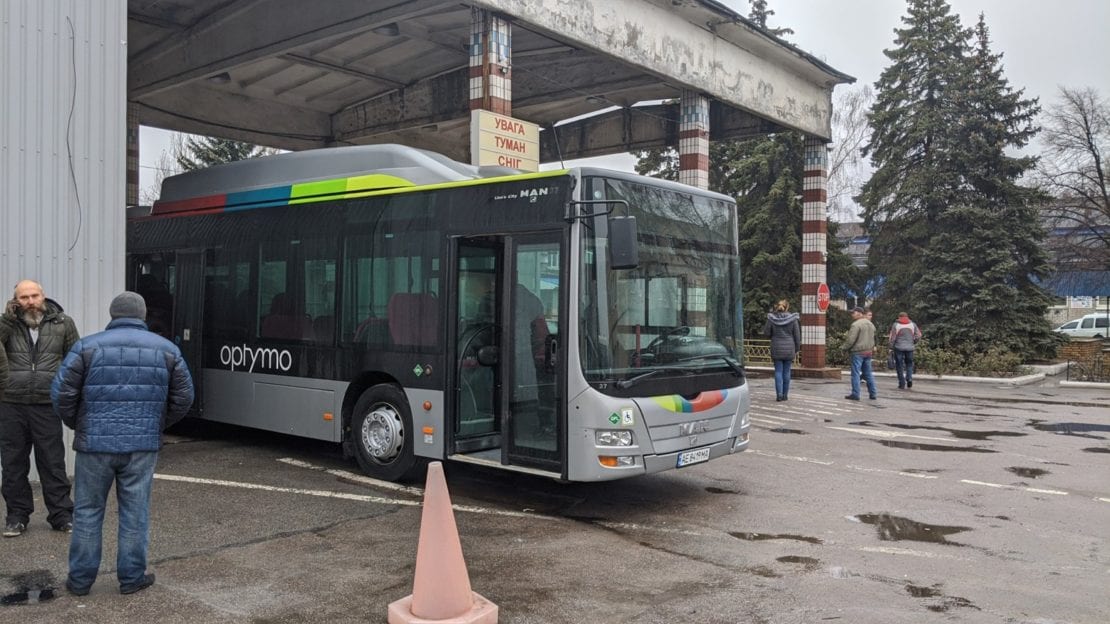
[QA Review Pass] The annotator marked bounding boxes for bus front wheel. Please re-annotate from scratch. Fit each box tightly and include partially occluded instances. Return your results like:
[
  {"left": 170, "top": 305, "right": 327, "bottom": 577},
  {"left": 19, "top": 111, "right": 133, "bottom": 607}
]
[{"left": 351, "top": 385, "right": 421, "bottom": 482}]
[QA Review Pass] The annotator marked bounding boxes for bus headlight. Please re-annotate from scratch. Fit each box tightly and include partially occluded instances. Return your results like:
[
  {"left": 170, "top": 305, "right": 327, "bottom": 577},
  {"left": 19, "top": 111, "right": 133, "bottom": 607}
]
[{"left": 596, "top": 430, "right": 633, "bottom": 446}]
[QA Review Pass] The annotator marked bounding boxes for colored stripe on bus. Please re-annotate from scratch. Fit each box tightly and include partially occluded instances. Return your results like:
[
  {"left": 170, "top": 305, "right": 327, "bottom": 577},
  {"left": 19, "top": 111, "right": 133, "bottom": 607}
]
[
  {"left": 150, "top": 170, "right": 569, "bottom": 218},
  {"left": 651, "top": 389, "right": 728, "bottom": 413}
]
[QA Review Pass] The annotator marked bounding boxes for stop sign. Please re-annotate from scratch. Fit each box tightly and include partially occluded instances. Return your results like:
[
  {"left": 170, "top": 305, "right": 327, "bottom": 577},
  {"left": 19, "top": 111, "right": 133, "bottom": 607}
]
[{"left": 816, "top": 283, "right": 830, "bottom": 312}]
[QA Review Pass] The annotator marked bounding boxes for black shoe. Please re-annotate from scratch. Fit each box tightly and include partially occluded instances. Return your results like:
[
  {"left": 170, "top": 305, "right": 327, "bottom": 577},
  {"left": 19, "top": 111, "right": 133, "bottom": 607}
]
[
  {"left": 3, "top": 521, "right": 26, "bottom": 537},
  {"left": 869, "top": 395, "right": 877, "bottom": 400},
  {"left": 907, "top": 381, "right": 913, "bottom": 388},
  {"left": 120, "top": 573, "right": 155, "bottom": 595},
  {"left": 776, "top": 396, "right": 784, "bottom": 402},
  {"left": 898, "top": 384, "right": 905, "bottom": 389},
  {"left": 66, "top": 581, "right": 90, "bottom": 597},
  {"left": 53, "top": 521, "right": 73, "bottom": 533},
  {"left": 844, "top": 395, "right": 860, "bottom": 401}
]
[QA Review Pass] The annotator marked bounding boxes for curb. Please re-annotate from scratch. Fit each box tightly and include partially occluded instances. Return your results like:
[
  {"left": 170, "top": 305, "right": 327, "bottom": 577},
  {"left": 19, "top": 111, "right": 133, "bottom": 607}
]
[
  {"left": 1059, "top": 380, "right": 1110, "bottom": 389},
  {"left": 836, "top": 370, "right": 1046, "bottom": 386}
]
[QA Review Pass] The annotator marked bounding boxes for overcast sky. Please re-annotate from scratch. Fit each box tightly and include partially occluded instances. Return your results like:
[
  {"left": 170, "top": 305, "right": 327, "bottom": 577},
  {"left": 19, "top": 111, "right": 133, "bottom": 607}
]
[{"left": 139, "top": 0, "right": 1110, "bottom": 193}]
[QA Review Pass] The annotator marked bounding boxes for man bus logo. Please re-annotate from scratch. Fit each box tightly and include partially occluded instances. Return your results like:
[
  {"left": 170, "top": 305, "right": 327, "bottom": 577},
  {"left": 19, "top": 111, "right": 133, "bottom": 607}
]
[{"left": 219, "top": 344, "right": 293, "bottom": 373}]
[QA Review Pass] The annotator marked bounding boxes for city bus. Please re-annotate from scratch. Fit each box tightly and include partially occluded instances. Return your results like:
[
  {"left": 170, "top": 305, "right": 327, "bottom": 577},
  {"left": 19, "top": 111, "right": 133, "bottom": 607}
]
[{"left": 127, "top": 144, "right": 750, "bottom": 482}]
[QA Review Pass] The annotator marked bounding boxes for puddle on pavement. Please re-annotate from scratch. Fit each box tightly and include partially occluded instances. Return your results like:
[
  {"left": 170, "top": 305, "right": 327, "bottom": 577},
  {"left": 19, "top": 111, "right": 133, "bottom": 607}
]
[
  {"left": 1, "top": 570, "right": 58, "bottom": 607},
  {"left": 905, "top": 584, "right": 941, "bottom": 598},
  {"left": 769, "top": 427, "right": 807, "bottom": 434},
  {"left": 777, "top": 556, "right": 821, "bottom": 571},
  {"left": 928, "top": 596, "right": 980, "bottom": 612},
  {"left": 1028, "top": 420, "right": 1109, "bottom": 440},
  {"left": 900, "top": 468, "right": 944, "bottom": 474},
  {"left": 705, "top": 486, "right": 742, "bottom": 494},
  {"left": 975, "top": 514, "right": 1011, "bottom": 521},
  {"left": 1006, "top": 466, "right": 1049, "bottom": 479},
  {"left": 1082, "top": 447, "right": 1110, "bottom": 454},
  {"left": 729, "top": 531, "right": 823, "bottom": 544},
  {"left": 877, "top": 440, "right": 997, "bottom": 453},
  {"left": 849, "top": 513, "right": 971, "bottom": 545},
  {"left": 852, "top": 421, "right": 1025, "bottom": 441}
]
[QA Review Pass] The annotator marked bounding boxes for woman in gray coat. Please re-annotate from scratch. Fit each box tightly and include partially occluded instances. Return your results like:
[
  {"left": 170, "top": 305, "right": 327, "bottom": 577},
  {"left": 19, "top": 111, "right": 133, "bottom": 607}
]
[{"left": 763, "top": 300, "right": 801, "bottom": 401}]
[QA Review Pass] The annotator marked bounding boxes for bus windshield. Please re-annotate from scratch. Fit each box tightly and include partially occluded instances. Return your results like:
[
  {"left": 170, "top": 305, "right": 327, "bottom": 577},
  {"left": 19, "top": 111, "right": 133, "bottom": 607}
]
[{"left": 579, "top": 177, "right": 741, "bottom": 390}]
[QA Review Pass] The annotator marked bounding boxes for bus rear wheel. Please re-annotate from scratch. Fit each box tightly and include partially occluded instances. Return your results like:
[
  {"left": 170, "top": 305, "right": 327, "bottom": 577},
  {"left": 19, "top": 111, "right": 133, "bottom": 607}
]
[{"left": 351, "top": 385, "right": 421, "bottom": 482}]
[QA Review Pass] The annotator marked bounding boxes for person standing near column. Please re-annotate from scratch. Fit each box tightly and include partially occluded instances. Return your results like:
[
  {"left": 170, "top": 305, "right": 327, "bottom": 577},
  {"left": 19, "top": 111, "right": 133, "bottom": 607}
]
[
  {"left": 888, "top": 312, "right": 923, "bottom": 389},
  {"left": 52, "top": 292, "right": 194, "bottom": 596},
  {"left": 0, "top": 280, "right": 78, "bottom": 537},
  {"left": 763, "top": 300, "right": 801, "bottom": 402},
  {"left": 843, "top": 307, "right": 877, "bottom": 401}
]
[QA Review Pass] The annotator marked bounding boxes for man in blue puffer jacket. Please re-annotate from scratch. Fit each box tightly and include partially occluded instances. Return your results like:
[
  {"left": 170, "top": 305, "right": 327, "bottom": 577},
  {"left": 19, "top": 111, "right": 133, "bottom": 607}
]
[{"left": 51, "top": 291, "right": 194, "bottom": 597}]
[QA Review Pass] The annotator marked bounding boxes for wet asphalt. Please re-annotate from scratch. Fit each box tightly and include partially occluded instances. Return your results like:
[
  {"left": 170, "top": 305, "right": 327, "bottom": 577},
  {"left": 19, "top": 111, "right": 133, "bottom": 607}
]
[{"left": 1, "top": 374, "right": 1108, "bottom": 623}]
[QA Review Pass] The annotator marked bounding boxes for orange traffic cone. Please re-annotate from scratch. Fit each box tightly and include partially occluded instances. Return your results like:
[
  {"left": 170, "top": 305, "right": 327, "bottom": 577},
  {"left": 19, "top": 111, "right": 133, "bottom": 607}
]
[{"left": 387, "top": 461, "right": 498, "bottom": 624}]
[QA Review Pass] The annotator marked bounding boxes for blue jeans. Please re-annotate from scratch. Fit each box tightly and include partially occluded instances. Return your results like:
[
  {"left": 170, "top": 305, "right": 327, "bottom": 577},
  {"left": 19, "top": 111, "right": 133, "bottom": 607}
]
[
  {"left": 773, "top": 359, "right": 793, "bottom": 398},
  {"left": 850, "top": 353, "right": 877, "bottom": 399},
  {"left": 68, "top": 451, "right": 158, "bottom": 592},
  {"left": 894, "top": 349, "right": 915, "bottom": 387}
]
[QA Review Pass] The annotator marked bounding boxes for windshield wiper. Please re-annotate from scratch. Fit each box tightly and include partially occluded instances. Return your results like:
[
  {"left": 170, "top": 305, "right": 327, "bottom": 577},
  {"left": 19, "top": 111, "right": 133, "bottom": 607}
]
[
  {"left": 615, "top": 369, "right": 664, "bottom": 390},
  {"left": 677, "top": 354, "right": 744, "bottom": 377}
]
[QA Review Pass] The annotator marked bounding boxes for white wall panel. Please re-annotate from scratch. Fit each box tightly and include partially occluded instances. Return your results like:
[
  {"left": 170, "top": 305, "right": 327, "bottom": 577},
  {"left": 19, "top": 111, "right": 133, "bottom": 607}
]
[{"left": 2, "top": 0, "right": 128, "bottom": 478}]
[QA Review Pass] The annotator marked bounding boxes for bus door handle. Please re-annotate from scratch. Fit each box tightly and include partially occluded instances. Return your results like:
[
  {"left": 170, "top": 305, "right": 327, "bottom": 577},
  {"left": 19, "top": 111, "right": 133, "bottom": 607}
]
[{"left": 544, "top": 334, "right": 558, "bottom": 373}]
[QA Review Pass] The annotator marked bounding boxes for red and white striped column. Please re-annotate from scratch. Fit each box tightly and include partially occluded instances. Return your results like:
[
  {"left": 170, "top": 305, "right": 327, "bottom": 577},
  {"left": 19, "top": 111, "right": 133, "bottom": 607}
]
[
  {"left": 678, "top": 90, "right": 710, "bottom": 190},
  {"left": 127, "top": 103, "right": 140, "bottom": 205},
  {"left": 800, "top": 137, "right": 829, "bottom": 369},
  {"left": 469, "top": 8, "right": 511, "bottom": 115}
]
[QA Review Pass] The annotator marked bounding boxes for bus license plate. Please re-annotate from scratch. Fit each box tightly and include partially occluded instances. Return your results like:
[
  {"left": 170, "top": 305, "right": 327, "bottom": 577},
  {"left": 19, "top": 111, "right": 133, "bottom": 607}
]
[{"left": 677, "top": 447, "right": 711, "bottom": 468}]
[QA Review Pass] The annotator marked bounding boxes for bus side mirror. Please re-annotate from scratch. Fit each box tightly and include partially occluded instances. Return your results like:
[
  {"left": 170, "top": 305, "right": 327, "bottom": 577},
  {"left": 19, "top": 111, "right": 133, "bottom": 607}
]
[
  {"left": 477, "top": 345, "right": 499, "bottom": 367},
  {"left": 608, "top": 216, "right": 639, "bottom": 270}
]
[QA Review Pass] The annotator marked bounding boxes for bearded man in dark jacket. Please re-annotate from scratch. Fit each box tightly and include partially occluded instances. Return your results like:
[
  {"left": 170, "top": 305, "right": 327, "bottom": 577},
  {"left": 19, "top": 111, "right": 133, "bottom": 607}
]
[
  {"left": 0, "top": 279, "right": 79, "bottom": 537},
  {"left": 52, "top": 291, "right": 194, "bottom": 596}
]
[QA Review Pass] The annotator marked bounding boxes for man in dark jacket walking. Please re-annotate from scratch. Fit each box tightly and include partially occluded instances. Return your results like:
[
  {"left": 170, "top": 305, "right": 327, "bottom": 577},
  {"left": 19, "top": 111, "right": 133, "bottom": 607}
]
[
  {"left": 51, "top": 292, "right": 194, "bottom": 596},
  {"left": 0, "top": 279, "right": 79, "bottom": 537}
]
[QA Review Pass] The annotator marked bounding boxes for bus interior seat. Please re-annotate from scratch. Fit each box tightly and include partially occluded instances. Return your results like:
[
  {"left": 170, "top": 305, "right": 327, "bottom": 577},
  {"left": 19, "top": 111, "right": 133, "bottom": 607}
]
[
  {"left": 261, "top": 292, "right": 311, "bottom": 340},
  {"left": 387, "top": 292, "right": 438, "bottom": 346}
]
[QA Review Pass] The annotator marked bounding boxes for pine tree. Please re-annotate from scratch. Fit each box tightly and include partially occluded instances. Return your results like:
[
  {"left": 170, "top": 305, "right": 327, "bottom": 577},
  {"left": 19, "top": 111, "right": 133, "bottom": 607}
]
[
  {"left": 861, "top": 2, "right": 1059, "bottom": 359},
  {"left": 176, "top": 136, "right": 270, "bottom": 171}
]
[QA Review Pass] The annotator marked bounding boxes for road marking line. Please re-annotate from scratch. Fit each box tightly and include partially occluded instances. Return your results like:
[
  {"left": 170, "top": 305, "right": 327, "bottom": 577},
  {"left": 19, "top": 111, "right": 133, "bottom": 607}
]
[
  {"left": 857, "top": 546, "right": 959, "bottom": 559},
  {"left": 750, "top": 449, "right": 834, "bottom": 465},
  {"left": 277, "top": 457, "right": 424, "bottom": 496},
  {"left": 845, "top": 464, "right": 939, "bottom": 479},
  {"left": 754, "top": 412, "right": 801, "bottom": 422},
  {"left": 827, "top": 426, "right": 952, "bottom": 442},
  {"left": 959, "top": 479, "right": 1069, "bottom": 496},
  {"left": 597, "top": 521, "right": 704, "bottom": 536},
  {"left": 153, "top": 473, "right": 557, "bottom": 520},
  {"left": 1097, "top": 498, "right": 1110, "bottom": 504},
  {"left": 751, "top": 415, "right": 795, "bottom": 424}
]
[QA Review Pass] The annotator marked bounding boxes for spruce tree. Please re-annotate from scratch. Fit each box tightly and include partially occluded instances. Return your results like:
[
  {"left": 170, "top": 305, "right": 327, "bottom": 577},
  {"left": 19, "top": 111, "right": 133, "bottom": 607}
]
[
  {"left": 177, "top": 136, "right": 269, "bottom": 171},
  {"left": 861, "top": 2, "right": 1059, "bottom": 359},
  {"left": 859, "top": 0, "right": 971, "bottom": 315},
  {"left": 912, "top": 15, "right": 1057, "bottom": 358}
]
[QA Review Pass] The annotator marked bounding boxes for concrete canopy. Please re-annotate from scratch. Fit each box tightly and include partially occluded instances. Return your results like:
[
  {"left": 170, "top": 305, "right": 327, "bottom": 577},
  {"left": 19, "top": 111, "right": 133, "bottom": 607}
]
[{"left": 128, "top": 0, "right": 853, "bottom": 162}]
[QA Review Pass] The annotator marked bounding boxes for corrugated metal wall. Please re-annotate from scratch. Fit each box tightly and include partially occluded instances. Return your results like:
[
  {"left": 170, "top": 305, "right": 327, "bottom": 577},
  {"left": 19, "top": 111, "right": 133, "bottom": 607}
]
[{"left": 1, "top": 0, "right": 128, "bottom": 478}]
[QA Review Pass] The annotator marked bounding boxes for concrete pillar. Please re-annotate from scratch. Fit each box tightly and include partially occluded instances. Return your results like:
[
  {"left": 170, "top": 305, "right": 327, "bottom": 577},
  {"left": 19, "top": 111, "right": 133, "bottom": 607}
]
[
  {"left": 678, "top": 90, "right": 710, "bottom": 190},
  {"left": 800, "top": 137, "right": 828, "bottom": 369},
  {"left": 469, "top": 8, "right": 511, "bottom": 115},
  {"left": 127, "top": 103, "right": 140, "bottom": 205}
]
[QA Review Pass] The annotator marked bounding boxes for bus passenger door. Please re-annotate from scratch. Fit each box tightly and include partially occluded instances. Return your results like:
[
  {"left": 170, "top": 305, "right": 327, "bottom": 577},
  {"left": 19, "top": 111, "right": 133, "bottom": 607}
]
[
  {"left": 454, "top": 240, "right": 502, "bottom": 451},
  {"left": 503, "top": 235, "right": 563, "bottom": 471},
  {"left": 173, "top": 251, "right": 206, "bottom": 415}
]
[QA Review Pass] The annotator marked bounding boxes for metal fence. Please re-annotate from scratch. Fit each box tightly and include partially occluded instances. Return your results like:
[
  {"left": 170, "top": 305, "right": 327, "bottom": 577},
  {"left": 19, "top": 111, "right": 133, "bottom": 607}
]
[
  {"left": 742, "top": 339, "right": 801, "bottom": 366},
  {"left": 1066, "top": 354, "right": 1109, "bottom": 383}
]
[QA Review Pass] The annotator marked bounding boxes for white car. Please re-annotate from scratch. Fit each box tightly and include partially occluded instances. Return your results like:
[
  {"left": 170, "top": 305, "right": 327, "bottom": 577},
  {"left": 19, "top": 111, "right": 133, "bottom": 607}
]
[{"left": 1054, "top": 312, "right": 1110, "bottom": 338}]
